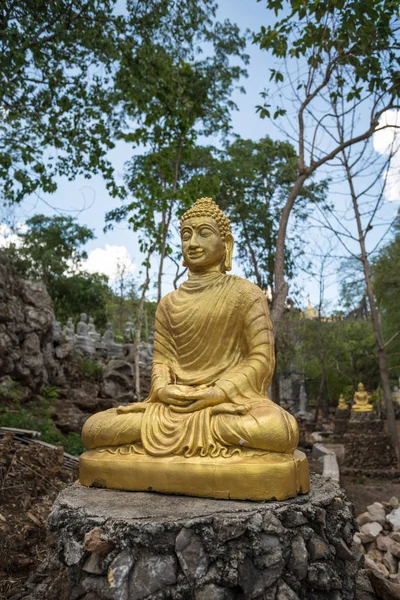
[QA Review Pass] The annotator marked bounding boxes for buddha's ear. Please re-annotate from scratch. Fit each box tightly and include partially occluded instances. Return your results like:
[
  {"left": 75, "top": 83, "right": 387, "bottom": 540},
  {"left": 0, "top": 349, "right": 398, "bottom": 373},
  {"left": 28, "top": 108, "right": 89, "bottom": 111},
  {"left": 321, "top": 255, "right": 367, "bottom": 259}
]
[{"left": 224, "top": 234, "right": 234, "bottom": 272}]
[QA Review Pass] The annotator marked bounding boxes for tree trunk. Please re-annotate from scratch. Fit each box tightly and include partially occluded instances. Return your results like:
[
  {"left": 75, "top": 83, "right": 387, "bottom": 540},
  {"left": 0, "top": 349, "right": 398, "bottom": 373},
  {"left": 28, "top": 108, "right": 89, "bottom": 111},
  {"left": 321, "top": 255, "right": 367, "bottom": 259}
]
[
  {"left": 156, "top": 140, "right": 182, "bottom": 302},
  {"left": 144, "top": 309, "right": 148, "bottom": 342},
  {"left": 241, "top": 216, "right": 263, "bottom": 289},
  {"left": 271, "top": 174, "right": 308, "bottom": 331},
  {"left": 313, "top": 375, "right": 325, "bottom": 429},
  {"left": 157, "top": 208, "right": 167, "bottom": 303},
  {"left": 135, "top": 246, "right": 155, "bottom": 402},
  {"left": 344, "top": 160, "right": 400, "bottom": 463},
  {"left": 321, "top": 353, "right": 329, "bottom": 421}
]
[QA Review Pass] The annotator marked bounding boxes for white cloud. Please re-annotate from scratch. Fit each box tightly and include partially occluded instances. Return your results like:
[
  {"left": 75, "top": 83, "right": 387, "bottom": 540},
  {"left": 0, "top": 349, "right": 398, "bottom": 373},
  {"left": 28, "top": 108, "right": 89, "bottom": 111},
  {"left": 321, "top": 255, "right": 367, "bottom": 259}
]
[
  {"left": 373, "top": 109, "right": 400, "bottom": 203},
  {"left": 81, "top": 244, "right": 136, "bottom": 281},
  {"left": 0, "top": 223, "right": 26, "bottom": 248}
]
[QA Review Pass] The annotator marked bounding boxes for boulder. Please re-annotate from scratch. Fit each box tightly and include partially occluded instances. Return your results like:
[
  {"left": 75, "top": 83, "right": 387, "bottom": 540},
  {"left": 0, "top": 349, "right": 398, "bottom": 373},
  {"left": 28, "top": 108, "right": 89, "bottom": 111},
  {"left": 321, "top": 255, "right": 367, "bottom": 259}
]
[
  {"left": 367, "top": 503, "right": 387, "bottom": 526},
  {"left": 388, "top": 509, "right": 400, "bottom": 529},
  {"left": 359, "top": 522, "right": 383, "bottom": 543},
  {"left": 0, "top": 256, "right": 54, "bottom": 392}
]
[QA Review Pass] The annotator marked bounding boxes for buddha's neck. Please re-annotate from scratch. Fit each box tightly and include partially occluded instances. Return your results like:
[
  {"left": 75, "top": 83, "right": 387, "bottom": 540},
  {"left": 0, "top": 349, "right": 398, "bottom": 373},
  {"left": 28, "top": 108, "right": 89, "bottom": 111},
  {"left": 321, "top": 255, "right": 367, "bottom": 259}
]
[{"left": 188, "top": 266, "right": 224, "bottom": 280}]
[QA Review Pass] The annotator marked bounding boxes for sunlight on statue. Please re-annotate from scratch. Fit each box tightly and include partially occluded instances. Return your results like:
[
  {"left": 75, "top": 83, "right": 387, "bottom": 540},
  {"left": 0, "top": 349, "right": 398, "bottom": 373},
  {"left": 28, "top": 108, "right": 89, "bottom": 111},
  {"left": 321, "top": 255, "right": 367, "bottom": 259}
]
[
  {"left": 79, "top": 198, "right": 309, "bottom": 500},
  {"left": 352, "top": 382, "right": 374, "bottom": 413}
]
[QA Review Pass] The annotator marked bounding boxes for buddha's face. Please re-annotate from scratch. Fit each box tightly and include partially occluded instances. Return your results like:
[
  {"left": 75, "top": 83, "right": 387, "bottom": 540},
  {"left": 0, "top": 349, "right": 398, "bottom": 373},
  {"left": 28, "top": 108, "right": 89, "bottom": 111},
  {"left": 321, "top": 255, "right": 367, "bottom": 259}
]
[
  {"left": 181, "top": 216, "right": 225, "bottom": 272},
  {"left": 358, "top": 383, "right": 364, "bottom": 391}
]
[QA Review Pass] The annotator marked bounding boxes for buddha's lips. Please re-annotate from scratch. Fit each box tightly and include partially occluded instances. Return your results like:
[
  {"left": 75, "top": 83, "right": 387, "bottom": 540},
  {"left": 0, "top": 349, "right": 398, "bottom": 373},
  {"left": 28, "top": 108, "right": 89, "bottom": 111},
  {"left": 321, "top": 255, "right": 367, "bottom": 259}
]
[{"left": 188, "top": 251, "right": 204, "bottom": 258}]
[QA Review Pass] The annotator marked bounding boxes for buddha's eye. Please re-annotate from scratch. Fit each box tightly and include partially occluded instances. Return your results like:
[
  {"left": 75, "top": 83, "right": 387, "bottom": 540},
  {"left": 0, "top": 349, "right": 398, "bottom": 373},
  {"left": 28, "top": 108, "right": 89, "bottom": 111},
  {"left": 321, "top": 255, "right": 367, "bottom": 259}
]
[
  {"left": 199, "top": 227, "right": 212, "bottom": 237},
  {"left": 181, "top": 231, "right": 191, "bottom": 241}
]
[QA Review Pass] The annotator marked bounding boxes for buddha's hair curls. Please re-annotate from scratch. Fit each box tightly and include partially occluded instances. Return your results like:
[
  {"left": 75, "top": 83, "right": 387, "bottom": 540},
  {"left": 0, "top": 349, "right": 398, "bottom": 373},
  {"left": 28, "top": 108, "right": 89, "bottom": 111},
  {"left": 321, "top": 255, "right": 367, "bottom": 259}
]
[{"left": 180, "top": 198, "right": 231, "bottom": 240}]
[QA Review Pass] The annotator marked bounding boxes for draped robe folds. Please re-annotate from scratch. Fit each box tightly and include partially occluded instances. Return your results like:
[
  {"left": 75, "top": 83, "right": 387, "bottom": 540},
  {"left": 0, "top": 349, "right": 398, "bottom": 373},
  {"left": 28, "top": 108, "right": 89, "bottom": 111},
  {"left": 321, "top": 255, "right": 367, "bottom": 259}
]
[{"left": 85, "top": 272, "right": 298, "bottom": 457}]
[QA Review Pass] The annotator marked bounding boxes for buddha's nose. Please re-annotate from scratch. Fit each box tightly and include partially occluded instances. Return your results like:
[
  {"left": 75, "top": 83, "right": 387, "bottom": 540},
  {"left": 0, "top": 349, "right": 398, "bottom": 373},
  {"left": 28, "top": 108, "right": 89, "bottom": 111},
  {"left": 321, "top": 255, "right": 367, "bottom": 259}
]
[{"left": 189, "top": 235, "right": 200, "bottom": 248}]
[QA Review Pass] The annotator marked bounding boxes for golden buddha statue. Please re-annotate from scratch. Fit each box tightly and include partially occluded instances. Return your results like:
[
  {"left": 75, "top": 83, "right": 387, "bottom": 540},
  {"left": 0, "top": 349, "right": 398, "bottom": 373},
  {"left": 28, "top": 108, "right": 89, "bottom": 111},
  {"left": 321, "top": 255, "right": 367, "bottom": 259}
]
[
  {"left": 79, "top": 198, "right": 309, "bottom": 500},
  {"left": 337, "top": 394, "right": 348, "bottom": 410},
  {"left": 352, "top": 382, "right": 374, "bottom": 412}
]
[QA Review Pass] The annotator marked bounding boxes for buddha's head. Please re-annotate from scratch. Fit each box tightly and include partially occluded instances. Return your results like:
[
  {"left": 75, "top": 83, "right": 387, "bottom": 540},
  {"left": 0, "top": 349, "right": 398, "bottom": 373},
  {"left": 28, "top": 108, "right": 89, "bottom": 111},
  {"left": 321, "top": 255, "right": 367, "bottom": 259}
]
[
  {"left": 180, "top": 198, "right": 234, "bottom": 273},
  {"left": 357, "top": 382, "right": 365, "bottom": 392}
]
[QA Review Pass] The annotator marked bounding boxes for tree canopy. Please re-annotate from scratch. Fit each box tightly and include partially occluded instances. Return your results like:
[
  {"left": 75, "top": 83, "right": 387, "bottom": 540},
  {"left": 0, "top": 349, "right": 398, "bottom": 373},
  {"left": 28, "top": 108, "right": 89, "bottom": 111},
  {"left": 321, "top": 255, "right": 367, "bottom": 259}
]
[
  {"left": 0, "top": 0, "right": 125, "bottom": 203},
  {"left": 214, "top": 137, "right": 328, "bottom": 292},
  {"left": 4, "top": 215, "right": 110, "bottom": 325},
  {"left": 373, "top": 217, "right": 400, "bottom": 382}
]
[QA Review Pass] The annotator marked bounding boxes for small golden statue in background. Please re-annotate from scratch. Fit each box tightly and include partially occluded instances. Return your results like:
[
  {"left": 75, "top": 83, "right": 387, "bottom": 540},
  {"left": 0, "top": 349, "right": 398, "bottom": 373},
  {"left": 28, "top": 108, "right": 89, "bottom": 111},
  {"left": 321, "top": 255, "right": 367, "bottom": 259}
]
[
  {"left": 337, "top": 394, "right": 348, "bottom": 410},
  {"left": 352, "top": 382, "right": 374, "bottom": 412},
  {"left": 79, "top": 198, "right": 309, "bottom": 500}
]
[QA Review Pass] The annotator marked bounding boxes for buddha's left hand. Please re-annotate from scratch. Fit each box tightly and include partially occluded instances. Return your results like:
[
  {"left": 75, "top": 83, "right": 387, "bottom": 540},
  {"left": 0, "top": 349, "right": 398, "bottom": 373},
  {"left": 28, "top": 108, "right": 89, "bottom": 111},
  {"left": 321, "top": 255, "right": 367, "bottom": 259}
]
[{"left": 169, "top": 386, "right": 227, "bottom": 413}]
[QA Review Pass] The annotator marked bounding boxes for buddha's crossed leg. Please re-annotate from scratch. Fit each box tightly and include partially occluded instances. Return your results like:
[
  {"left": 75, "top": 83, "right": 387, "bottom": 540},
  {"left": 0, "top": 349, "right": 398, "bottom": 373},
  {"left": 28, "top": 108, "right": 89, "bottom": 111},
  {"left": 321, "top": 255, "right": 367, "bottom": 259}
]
[
  {"left": 82, "top": 401, "right": 298, "bottom": 455},
  {"left": 82, "top": 408, "right": 142, "bottom": 449}
]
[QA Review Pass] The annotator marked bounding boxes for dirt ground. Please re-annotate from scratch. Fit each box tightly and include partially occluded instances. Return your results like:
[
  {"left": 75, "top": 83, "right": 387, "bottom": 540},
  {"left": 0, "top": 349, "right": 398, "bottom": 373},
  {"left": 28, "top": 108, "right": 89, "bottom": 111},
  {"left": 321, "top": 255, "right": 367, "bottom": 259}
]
[
  {"left": 340, "top": 474, "right": 400, "bottom": 516},
  {"left": 0, "top": 434, "right": 76, "bottom": 600}
]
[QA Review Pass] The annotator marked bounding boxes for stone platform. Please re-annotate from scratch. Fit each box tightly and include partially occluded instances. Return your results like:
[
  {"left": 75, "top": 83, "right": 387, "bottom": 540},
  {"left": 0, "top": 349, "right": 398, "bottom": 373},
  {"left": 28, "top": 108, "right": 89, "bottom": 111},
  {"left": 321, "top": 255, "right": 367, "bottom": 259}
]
[
  {"left": 343, "top": 412, "right": 396, "bottom": 471},
  {"left": 334, "top": 408, "right": 350, "bottom": 437},
  {"left": 29, "top": 474, "right": 363, "bottom": 600}
]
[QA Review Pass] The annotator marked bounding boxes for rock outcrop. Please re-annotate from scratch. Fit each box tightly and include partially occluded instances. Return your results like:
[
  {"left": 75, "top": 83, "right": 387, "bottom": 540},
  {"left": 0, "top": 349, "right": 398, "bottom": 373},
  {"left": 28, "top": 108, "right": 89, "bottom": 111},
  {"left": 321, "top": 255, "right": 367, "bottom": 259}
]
[
  {"left": 0, "top": 254, "right": 151, "bottom": 434},
  {"left": 0, "top": 253, "right": 54, "bottom": 394}
]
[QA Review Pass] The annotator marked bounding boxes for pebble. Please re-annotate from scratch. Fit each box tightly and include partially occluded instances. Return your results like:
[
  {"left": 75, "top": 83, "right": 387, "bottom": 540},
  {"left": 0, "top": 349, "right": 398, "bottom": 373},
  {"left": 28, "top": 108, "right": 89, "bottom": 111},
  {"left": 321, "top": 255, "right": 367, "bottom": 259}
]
[
  {"left": 367, "top": 548, "right": 383, "bottom": 562},
  {"left": 383, "top": 550, "right": 398, "bottom": 574},
  {"left": 357, "top": 496, "right": 400, "bottom": 587},
  {"left": 376, "top": 535, "right": 395, "bottom": 552},
  {"left": 359, "top": 522, "right": 383, "bottom": 543},
  {"left": 375, "top": 562, "right": 390, "bottom": 577},
  {"left": 356, "top": 512, "right": 372, "bottom": 526},
  {"left": 390, "top": 542, "right": 400, "bottom": 558},
  {"left": 367, "top": 503, "right": 387, "bottom": 526},
  {"left": 387, "top": 508, "right": 400, "bottom": 528}
]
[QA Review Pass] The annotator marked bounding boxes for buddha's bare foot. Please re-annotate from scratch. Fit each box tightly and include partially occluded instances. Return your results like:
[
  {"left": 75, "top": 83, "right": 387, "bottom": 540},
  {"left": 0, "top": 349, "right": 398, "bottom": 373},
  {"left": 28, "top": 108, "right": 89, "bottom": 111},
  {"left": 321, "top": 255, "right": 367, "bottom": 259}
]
[
  {"left": 116, "top": 403, "right": 147, "bottom": 414},
  {"left": 211, "top": 403, "right": 249, "bottom": 416}
]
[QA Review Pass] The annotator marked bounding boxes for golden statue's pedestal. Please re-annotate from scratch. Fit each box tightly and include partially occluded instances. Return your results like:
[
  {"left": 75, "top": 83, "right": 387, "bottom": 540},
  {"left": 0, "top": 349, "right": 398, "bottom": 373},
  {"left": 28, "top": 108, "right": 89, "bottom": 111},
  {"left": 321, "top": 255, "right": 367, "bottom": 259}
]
[
  {"left": 351, "top": 405, "right": 374, "bottom": 412},
  {"left": 79, "top": 449, "right": 309, "bottom": 502}
]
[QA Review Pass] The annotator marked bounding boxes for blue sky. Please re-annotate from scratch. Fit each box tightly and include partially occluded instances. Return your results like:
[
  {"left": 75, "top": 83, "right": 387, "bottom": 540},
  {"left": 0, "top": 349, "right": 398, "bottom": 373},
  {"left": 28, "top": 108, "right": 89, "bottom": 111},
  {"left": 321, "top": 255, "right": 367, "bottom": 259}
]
[{"left": 3, "top": 0, "right": 399, "bottom": 314}]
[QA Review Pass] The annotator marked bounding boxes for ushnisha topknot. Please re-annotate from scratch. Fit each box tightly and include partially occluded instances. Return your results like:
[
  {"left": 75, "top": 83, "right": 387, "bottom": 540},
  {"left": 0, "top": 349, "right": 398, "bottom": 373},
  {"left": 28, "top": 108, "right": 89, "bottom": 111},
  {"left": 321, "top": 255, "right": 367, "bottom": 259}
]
[{"left": 180, "top": 198, "right": 232, "bottom": 240}]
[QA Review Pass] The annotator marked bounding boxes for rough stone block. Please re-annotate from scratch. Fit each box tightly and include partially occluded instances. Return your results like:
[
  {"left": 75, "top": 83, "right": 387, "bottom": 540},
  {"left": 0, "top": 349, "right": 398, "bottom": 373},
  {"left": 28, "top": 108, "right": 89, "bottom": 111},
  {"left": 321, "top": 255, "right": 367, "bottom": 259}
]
[
  {"left": 28, "top": 473, "right": 360, "bottom": 600},
  {"left": 175, "top": 527, "right": 209, "bottom": 581},
  {"left": 129, "top": 552, "right": 177, "bottom": 599}
]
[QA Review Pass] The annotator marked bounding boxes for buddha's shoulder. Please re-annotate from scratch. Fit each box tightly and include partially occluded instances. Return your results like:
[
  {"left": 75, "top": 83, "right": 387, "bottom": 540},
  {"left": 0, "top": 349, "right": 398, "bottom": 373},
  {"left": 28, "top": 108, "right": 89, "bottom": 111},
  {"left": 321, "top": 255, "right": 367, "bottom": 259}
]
[
  {"left": 225, "top": 275, "right": 265, "bottom": 298},
  {"left": 159, "top": 274, "right": 265, "bottom": 305},
  {"left": 225, "top": 275, "right": 266, "bottom": 302}
]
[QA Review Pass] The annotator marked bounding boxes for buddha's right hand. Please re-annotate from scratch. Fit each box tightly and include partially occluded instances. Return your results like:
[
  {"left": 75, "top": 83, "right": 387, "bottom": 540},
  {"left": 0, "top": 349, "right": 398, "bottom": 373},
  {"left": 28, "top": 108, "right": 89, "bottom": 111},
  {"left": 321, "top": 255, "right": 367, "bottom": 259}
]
[
  {"left": 157, "top": 384, "right": 196, "bottom": 406},
  {"left": 211, "top": 403, "right": 249, "bottom": 416},
  {"left": 116, "top": 403, "right": 147, "bottom": 414}
]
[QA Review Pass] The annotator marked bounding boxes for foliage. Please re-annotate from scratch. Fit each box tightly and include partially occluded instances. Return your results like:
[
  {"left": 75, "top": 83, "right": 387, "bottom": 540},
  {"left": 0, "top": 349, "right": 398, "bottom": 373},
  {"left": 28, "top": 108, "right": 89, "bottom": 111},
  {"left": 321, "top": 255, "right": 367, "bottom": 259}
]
[
  {"left": 106, "top": 291, "right": 158, "bottom": 341},
  {"left": 107, "top": 145, "right": 219, "bottom": 267},
  {"left": 252, "top": 0, "right": 400, "bottom": 328},
  {"left": 75, "top": 356, "right": 104, "bottom": 383},
  {"left": 0, "top": 378, "right": 25, "bottom": 404},
  {"left": 53, "top": 272, "right": 110, "bottom": 328},
  {"left": 339, "top": 258, "right": 367, "bottom": 312},
  {"left": 373, "top": 217, "right": 400, "bottom": 381},
  {"left": 0, "top": 384, "right": 86, "bottom": 455},
  {"left": 254, "top": 0, "right": 400, "bottom": 115},
  {"left": 7, "top": 214, "right": 94, "bottom": 281},
  {"left": 0, "top": 0, "right": 124, "bottom": 204},
  {"left": 4, "top": 214, "right": 110, "bottom": 325},
  {"left": 214, "top": 137, "right": 328, "bottom": 292},
  {"left": 107, "top": 1, "right": 248, "bottom": 299},
  {"left": 277, "top": 310, "right": 379, "bottom": 404},
  {"left": 3, "top": 0, "right": 249, "bottom": 205}
]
